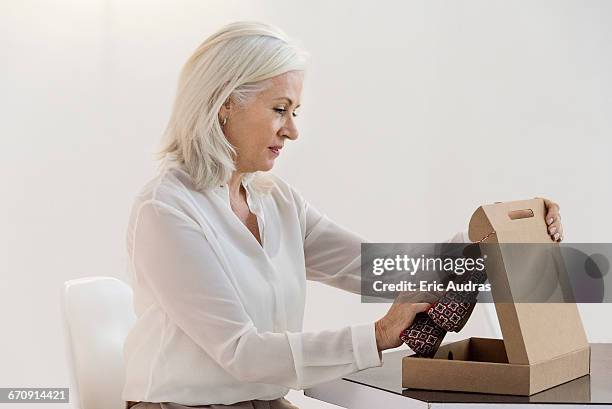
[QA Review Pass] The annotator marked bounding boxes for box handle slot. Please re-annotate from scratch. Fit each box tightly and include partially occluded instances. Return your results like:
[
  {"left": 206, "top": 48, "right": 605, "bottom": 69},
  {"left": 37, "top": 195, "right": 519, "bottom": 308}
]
[{"left": 508, "top": 209, "right": 534, "bottom": 220}]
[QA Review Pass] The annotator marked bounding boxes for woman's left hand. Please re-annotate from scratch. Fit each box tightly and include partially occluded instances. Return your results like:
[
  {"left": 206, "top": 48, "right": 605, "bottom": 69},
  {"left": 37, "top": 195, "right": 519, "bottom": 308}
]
[{"left": 538, "top": 197, "right": 563, "bottom": 242}]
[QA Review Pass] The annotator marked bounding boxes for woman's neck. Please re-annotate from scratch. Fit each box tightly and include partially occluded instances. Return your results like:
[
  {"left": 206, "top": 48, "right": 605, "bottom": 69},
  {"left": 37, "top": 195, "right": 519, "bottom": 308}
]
[{"left": 227, "top": 172, "right": 245, "bottom": 202}]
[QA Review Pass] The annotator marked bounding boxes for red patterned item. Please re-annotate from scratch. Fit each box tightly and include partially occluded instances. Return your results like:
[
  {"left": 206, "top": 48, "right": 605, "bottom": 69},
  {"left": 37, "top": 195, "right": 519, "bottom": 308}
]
[
  {"left": 400, "top": 312, "right": 446, "bottom": 358},
  {"left": 400, "top": 267, "right": 488, "bottom": 357}
]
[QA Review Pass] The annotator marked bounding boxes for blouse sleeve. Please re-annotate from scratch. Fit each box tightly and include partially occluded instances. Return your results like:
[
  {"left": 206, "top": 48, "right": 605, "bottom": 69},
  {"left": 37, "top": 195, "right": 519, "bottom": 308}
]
[
  {"left": 299, "top": 192, "right": 472, "bottom": 294},
  {"left": 131, "top": 200, "right": 382, "bottom": 391},
  {"left": 300, "top": 200, "right": 367, "bottom": 295}
]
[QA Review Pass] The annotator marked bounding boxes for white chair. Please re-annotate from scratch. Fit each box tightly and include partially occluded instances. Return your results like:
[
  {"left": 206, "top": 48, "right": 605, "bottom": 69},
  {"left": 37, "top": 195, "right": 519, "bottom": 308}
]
[{"left": 62, "top": 277, "right": 136, "bottom": 409}]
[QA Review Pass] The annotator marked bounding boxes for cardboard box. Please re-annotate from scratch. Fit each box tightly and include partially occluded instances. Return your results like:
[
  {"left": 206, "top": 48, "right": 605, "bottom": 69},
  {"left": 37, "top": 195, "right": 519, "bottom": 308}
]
[{"left": 402, "top": 199, "right": 591, "bottom": 396}]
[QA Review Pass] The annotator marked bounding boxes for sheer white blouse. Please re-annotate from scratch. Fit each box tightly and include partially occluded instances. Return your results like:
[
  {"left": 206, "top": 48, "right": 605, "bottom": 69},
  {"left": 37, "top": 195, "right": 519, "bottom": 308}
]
[
  {"left": 121, "top": 160, "right": 469, "bottom": 405},
  {"left": 121, "top": 163, "right": 386, "bottom": 405}
]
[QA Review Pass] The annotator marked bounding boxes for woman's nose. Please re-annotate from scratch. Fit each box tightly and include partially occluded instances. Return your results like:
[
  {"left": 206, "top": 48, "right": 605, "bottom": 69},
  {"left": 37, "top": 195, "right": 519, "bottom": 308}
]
[{"left": 281, "top": 118, "right": 299, "bottom": 141}]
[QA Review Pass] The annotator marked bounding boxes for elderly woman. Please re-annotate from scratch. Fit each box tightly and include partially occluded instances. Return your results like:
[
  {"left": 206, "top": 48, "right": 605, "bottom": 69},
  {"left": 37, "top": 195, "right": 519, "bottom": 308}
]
[{"left": 122, "top": 22, "right": 563, "bottom": 409}]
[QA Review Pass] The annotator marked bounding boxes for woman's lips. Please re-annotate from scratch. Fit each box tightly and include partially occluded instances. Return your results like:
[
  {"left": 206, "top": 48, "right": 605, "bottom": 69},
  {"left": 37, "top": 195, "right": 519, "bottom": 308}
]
[{"left": 268, "top": 147, "right": 280, "bottom": 156}]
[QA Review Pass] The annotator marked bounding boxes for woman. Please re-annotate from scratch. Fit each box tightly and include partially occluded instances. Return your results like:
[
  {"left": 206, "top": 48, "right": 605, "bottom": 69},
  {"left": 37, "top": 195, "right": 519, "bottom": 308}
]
[{"left": 122, "top": 21, "right": 564, "bottom": 409}]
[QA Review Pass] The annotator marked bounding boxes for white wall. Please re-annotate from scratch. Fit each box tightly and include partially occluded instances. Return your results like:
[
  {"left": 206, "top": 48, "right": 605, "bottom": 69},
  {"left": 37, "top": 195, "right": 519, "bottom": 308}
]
[{"left": 1, "top": 1, "right": 611, "bottom": 408}]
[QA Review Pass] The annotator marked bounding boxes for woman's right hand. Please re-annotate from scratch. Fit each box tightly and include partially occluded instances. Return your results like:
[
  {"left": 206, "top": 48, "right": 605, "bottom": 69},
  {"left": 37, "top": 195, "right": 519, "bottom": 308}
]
[{"left": 374, "top": 294, "right": 432, "bottom": 352}]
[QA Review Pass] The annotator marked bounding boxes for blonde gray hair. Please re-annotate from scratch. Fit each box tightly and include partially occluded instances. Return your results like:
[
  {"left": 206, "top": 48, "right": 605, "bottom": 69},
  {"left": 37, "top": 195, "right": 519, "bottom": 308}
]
[{"left": 158, "top": 21, "right": 308, "bottom": 192}]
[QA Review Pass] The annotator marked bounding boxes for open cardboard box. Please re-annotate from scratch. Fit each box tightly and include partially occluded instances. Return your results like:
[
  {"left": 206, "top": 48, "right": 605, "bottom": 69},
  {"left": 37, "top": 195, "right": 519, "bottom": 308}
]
[{"left": 402, "top": 199, "right": 591, "bottom": 396}]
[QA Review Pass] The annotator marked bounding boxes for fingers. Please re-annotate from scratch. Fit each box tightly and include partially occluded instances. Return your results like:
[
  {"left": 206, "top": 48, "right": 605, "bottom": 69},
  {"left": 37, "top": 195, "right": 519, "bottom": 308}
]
[
  {"left": 411, "top": 302, "right": 432, "bottom": 314},
  {"left": 378, "top": 302, "right": 432, "bottom": 351},
  {"left": 547, "top": 218, "right": 564, "bottom": 242},
  {"left": 396, "top": 291, "right": 440, "bottom": 304},
  {"left": 536, "top": 197, "right": 563, "bottom": 242},
  {"left": 545, "top": 206, "right": 561, "bottom": 226},
  {"left": 545, "top": 203, "right": 563, "bottom": 242}
]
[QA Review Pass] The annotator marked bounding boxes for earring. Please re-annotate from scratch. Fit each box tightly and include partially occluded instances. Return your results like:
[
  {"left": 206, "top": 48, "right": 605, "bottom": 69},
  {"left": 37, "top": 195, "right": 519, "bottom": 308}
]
[{"left": 221, "top": 117, "right": 227, "bottom": 127}]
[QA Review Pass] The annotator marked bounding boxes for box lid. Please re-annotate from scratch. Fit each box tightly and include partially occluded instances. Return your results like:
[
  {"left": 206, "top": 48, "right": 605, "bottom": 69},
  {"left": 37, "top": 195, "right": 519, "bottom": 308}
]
[{"left": 468, "top": 198, "right": 589, "bottom": 364}]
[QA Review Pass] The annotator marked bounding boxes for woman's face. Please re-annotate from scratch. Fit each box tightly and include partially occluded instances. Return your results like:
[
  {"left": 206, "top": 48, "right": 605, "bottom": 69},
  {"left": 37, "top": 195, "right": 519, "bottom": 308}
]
[{"left": 220, "top": 70, "right": 303, "bottom": 173}]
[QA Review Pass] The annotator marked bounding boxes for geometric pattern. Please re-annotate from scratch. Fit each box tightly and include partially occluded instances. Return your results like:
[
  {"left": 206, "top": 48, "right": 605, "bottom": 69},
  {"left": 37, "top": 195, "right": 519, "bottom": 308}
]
[
  {"left": 400, "top": 312, "right": 446, "bottom": 358},
  {"left": 400, "top": 267, "right": 488, "bottom": 357}
]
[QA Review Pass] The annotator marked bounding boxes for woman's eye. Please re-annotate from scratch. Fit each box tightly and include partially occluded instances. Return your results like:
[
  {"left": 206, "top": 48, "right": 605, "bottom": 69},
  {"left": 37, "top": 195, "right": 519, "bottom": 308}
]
[{"left": 274, "top": 107, "right": 299, "bottom": 118}]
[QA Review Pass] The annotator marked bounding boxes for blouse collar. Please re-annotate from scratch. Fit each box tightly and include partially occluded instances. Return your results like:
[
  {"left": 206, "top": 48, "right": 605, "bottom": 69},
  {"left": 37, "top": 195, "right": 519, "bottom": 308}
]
[{"left": 160, "top": 153, "right": 256, "bottom": 192}]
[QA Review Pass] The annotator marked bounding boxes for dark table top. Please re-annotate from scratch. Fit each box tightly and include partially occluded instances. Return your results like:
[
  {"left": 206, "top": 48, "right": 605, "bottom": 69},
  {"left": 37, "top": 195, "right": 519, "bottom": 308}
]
[{"left": 342, "top": 343, "right": 612, "bottom": 404}]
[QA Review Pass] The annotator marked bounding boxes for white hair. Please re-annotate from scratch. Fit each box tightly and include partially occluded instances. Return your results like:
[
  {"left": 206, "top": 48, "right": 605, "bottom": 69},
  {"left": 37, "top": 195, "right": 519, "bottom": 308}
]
[{"left": 158, "top": 21, "right": 309, "bottom": 192}]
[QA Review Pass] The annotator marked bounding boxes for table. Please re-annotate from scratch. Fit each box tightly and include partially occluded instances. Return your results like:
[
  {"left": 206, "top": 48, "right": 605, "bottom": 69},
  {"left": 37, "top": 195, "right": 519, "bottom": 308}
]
[{"left": 304, "top": 343, "right": 612, "bottom": 408}]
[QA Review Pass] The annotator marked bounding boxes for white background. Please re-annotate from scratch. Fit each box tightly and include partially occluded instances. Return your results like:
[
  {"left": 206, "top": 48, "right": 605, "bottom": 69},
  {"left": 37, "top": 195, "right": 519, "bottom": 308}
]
[{"left": 1, "top": 1, "right": 611, "bottom": 408}]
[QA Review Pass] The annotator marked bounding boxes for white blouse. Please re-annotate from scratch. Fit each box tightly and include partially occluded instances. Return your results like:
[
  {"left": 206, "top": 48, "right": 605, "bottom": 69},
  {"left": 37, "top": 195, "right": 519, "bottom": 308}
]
[
  {"left": 121, "top": 161, "right": 468, "bottom": 405},
  {"left": 122, "top": 162, "right": 386, "bottom": 406}
]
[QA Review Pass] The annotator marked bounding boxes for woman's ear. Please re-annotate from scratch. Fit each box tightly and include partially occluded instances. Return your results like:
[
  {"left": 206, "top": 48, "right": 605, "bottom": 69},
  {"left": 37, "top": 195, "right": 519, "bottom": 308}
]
[{"left": 218, "top": 97, "right": 232, "bottom": 120}]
